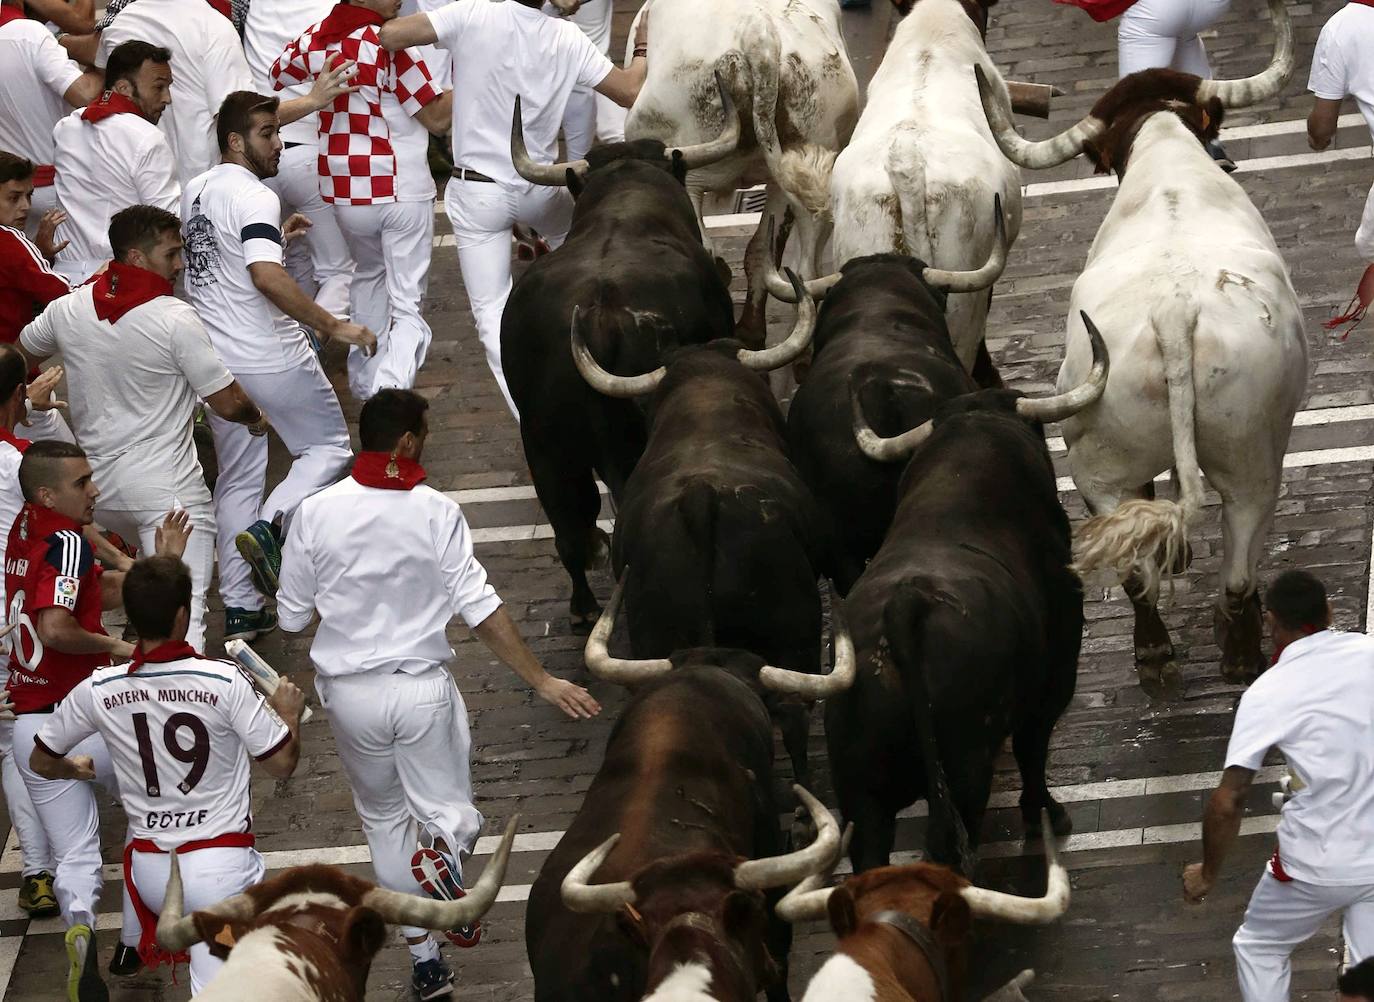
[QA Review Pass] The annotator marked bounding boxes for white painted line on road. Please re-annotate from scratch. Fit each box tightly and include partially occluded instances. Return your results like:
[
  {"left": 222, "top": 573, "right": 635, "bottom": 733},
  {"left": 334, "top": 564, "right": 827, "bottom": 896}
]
[
  {"left": 470, "top": 518, "right": 614, "bottom": 545},
  {"left": 1044, "top": 403, "right": 1374, "bottom": 454},
  {"left": 0, "top": 937, "right": 20, "bottom": 999}
]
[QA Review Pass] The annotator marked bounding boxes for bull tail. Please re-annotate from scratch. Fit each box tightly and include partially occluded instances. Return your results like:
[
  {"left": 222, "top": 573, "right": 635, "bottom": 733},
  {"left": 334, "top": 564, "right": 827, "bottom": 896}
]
[
  {"left": 675, "top": 480, "right": 720, "bottom": 643},
  {"left": 886, "top": 131, "right": 931, "bottom": 260},
  {"left": 1073, "top": 295, "right": 1204, "bottom": 597}
]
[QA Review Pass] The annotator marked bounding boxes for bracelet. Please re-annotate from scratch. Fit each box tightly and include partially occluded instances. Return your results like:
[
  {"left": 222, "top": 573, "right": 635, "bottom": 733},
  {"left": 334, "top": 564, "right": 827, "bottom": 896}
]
[{"left": 633, "top": 46, "right": 648, "bottom": 58}]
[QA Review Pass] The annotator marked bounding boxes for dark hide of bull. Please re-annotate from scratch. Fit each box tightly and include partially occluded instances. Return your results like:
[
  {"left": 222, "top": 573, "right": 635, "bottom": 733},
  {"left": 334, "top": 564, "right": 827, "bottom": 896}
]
[
  {"left": 525, "top": 651, "right": 793, "bottom": 1002},
  {"left": 610, "top": 341, "right": 834, "bottom": 786},
  {"left": 786, "top": 255, "right": 976, "bottom": 591},
  {"left": 1081, "top": 69, "right": 1225, "bottom": 176},
  {"left": 827, "top": 391, "right": 1081, "bottom": 873},
  {"left": 501, "top": 140, "right": 735, "bottom": 630}
]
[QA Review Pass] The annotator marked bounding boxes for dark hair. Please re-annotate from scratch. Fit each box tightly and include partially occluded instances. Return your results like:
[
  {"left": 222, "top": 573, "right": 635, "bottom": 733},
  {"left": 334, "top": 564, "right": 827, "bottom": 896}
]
[
  {"left": 1265, "top": 570, "right": 1329, "bottom": 633},
  {"left": 0, "top": 345, "right": 26, "bottom": 407},
  {"left": 216, "top": 91, "right": 279, "bottom": 153},
  {"left": 1340, "top": 958, "right": 1374, "bottom": 999},
  {"left": 109, "top": 204, "right": 181, "bottom": 262},
  {"left": 104, "top": 40, "right": 172, "bottom": 91},
  {"left": 123, "top": 555, "right": 192, "bottom": 639},
  {"left": 18, "top": 440, "right": 87, "bottom": 503},
  {"left": 359, "top": 389, "right": 429, "bottom": 452},
  {"left": 0, "top": 151, "right": 34, "bottom": 186}
]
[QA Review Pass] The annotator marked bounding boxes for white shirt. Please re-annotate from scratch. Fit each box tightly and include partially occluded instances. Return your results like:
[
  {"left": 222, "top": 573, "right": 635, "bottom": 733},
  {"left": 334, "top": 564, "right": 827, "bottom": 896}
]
[
  {"left": 36, "top": 654, "right": 290, "bottom": 849},
  {"left": 0, "top": 434, "right": 25, "bottom": 646},
  {"left": 19, "top": 283, "right": 234, "bottom": 511},
  {"left": 277, "top": 476, "right": 502, "bottom": 677},
  {"left": 1308, "top": 3, "right": 1374, "bottom": 140},
  {"left": 181, "top": 163, "right": 315, "bottom": 376},
  {"left": 243, "top": 0, "right": 333, "bottom": 147},
  {"left": 1225, "top": 630, "right": 1374, "bottom": 885},
  {"left": 0, "top": 18, "right": 83, "bottom": 166},
  {"left": 96, "top": 0, "right": 256, "bottom": 188},
  {"left": 426, "top": 0, "right": 613, "bottom": 186},
  {"left": 51, "top": 107, "right": 180, "bottom": 283}
]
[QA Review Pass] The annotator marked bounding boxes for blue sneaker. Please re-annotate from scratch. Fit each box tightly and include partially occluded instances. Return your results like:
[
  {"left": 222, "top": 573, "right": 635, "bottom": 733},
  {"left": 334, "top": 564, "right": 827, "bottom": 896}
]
[
  {"left": 224, "top": 606, "right": 278, "bottom": 643},
  {"left": 411, "top": 957, "right": 453, "bottom": 1000},
  {"left": 235, "top": 519, "right": 282, "bottom": 597},
  {"left": 411, "top": 847, "right": 482, "bottom": 948}
]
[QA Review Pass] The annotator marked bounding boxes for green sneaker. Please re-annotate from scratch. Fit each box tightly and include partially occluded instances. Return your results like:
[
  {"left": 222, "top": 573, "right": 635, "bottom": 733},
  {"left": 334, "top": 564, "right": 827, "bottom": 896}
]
[
  {"left": 224, "top": 606, "right": 278, "bottom": 643},
  {"left": 235, "top": 518, "right": 283, "bottom": 597},
  {"left": 17, "top": 870, "right": 58, "bottom": 918},
  {"left": 64, "top": 923, "right": 107, "bottom": 1002}
]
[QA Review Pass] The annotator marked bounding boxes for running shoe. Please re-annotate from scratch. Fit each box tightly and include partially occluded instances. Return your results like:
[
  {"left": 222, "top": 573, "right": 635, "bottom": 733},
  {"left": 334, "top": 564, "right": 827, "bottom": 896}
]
[
  {"left": 235, "top": 518, "right": 283, "bottom": 597},
  {"left": 411, "top": 847, "right": 482, "bottom": 948},
  {"left": 411, "top": 956, "right": 454, "bottom": 1000},
  {"left": 108, "top": 942, "right": 142, "bottom": 977},
  {"left": 17, "top": 870, "right": 58, "bottom": 918},
  {"left": 224, "top": 606, "right": 279, "bottom": 643},
  {"left": 64, "top": 923, "right": 108, "bottom": 1002}
]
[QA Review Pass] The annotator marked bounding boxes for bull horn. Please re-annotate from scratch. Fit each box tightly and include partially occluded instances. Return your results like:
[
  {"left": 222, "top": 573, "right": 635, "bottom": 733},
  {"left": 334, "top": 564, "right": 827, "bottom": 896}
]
[
  {"left": 570, "top": 305, "right": 666, "bottom": 399},
  {"left": 851, "top": 375, "right": 934, "bottom": 463},
  {"left": 959, "top": 811, "right": 1070, "bottom": 924},
  {"left": 156, "top": 849, "right": 259, "bottom": 952},
  {"left": 1195, "top": 0, "right": 1293, "bottom": 108},
  {"left": 512, "top": 95, "right": 589, "bottom": 186},
  {"left": 921, "top": 194, "right": 1008, "bottom": 293},
  {"left": 362, "top": 817, "right": 519, "bottom": 930},
  {"left": 665, "top": 70, "right": 741, "bottom": 169},
  {"left": 584, "top": 572, "right": 673, "bottom": 684},
  {"left": 975, "top": 64, "right": 1103, "bottom": 170},
  {"left": 761, "top": 218, "right": 841, "bottom": 302},
  {"left": 736, "top": 270, "right": 817, "bottom": 371},
  {"left": 757, "top": 584, "right": 855, "bottom": 699},
  {"left": 773, "top": 822, "right": 852, "bottom": 924},
  {"left": 1015, "top": 312, "right": 1109, "bottom": 423},
  {"left": 561, "top": 833, "right": 637, "bottom": 913},
  {"left": 734, "top": 785, "right": 840, "bottom": 891}
]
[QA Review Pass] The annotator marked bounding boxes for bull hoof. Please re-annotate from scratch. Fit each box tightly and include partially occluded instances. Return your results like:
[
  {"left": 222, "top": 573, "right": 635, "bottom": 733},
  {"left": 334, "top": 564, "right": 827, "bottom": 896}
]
[
  {"left": 569, "top": 607, "right": 600, "bottom": 636},
  {"left": 1220, "top": 659, "right": 1260, "bottom": 686},
  {"left": 1138, "top": 659, "right": 1184, "bottom": 701}
]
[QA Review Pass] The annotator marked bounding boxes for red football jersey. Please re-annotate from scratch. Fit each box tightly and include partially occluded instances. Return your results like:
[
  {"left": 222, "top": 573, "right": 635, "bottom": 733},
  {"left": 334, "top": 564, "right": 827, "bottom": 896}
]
[{"left": 6, "top": 503, "right": 109, "bottom": 713}]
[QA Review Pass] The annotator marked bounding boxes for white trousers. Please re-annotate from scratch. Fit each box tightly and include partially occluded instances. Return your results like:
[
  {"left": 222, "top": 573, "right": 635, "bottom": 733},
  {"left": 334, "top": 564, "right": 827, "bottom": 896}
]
[
  {"left": 13, "top": 717, "right": 139, "bottom": 942},
  {"left": 206, "top": 359, "right": 352, "bottom": 611},
  {"left": 265, "top": 144, "right": 354, "bottom": 318},
  {"left": 336, "top": 200, "right": 435, "bottom": 401},
  {"left": 1232, "top": 863, "right": 1374, "bottom": 1002},
  {"left": 444, "top": 178, "right": 574, "bottom": 418},
  {"left": 1118, "top": 0, "right": 1232, "bottom": 78},
  {"left": 24, "top": 185, "right": 58, "bottom": 240},
  {"left": 316, "top": 667, "right": 483, "bottom": 942},
  {"left": 0, "top": 717, "right": 53, "bottom": 877},
  {"left": 129, "top": 845, "right": 264, "bottom": 994},
  {"left": 22, "top": 407, "right": 75, "bottom": 445},
  {"left": 96, "top": 502, "right": 215, "bottom": 651}
]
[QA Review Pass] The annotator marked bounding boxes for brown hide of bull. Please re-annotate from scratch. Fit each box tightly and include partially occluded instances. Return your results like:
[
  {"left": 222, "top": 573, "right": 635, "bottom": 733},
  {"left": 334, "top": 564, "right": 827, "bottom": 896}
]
[
  {"left": 624, "top": 854, "right": 781, "bottom": 1002},
  {"left": 1082, "top": 69, "right": 1224, "bottom": 176},
  {"left": 825, "top": 864, "right": 974, "bottom": 1002},
  {"left": 190, "top": 865, "right": 390, "bottom": 1002},
  {"left": 890, "top": 0, "right": 997, "bottom": 37}
]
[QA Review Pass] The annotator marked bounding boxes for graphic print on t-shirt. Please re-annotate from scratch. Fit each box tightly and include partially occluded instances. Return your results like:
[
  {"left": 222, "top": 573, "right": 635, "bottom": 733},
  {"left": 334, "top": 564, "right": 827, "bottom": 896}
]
[{"left": 183, "top": 194, "right": 220, "bottom": 289}]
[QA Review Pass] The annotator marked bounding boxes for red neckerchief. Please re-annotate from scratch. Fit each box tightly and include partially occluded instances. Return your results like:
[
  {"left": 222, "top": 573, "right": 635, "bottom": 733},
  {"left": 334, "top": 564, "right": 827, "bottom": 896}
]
[
  {"left": 0, "top": 7, "right": 27, "bottom": 27},
  {"left": 91, "top": 261, "right": 173, "bottom": 324},
  {"left": 1269, "top": 626, "right": 1322, "bottom": 667},
  {"left": 1052, "top": 0, "right": 1137, "bottom": 23},
  {"left": 81, "top": 90, "right": 145, "bottom": 125},
  {"left": 206, "top": 0, "right": 233, "bottom": 19},
  {"left": 0, "top": 426, "right": 30, "bottom": 454},
  {"left": 1324, "top": 264, "right": 1374, "bottom": 338},
  {"left": 1348, "top": 0, "right": 1374, "bottom": 7},
  {"left": 351, "top": 451, "right": 426, "bottom": 490},
  {"left": 127, "top": 640, "right": 199, "bottom": 674},
  {"left": 315, "top": 3, "right": 384, "bottom": 46}
]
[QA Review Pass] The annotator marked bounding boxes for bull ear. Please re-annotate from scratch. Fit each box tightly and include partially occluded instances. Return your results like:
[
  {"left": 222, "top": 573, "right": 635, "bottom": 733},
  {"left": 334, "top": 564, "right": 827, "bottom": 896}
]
[
  {"left": 343, "top": 906, "right": 388, "bottom": 959},
  {"left": 615, "top": 903, "right": 648, "bottom": 947},
  {"left": 930, "top": 891, "right": 972, "bottom": 948},
  {"left": 194, "top": 914, "right": 249, "bottom": 960},
  {"left": 826, "top": 885, "right": 859, "bottom": 938}
]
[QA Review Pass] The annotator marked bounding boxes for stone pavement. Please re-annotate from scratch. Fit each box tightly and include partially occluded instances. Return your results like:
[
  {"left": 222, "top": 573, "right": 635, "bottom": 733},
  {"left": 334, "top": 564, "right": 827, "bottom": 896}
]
[{"left": 2, "top": 0, "right": 1373, "bottom": 999}]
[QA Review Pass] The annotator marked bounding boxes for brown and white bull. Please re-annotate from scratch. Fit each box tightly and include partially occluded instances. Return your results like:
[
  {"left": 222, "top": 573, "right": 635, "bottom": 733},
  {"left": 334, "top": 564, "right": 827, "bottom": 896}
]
[
  {"left": 976, "top": 0, "right": 1305, "bottom": 689},
  {"left": 154, "top": 819, "right": 518, "bottom": 1000},
  {"left": 623, "top": 0, "right": 860, "bottom": 345}
]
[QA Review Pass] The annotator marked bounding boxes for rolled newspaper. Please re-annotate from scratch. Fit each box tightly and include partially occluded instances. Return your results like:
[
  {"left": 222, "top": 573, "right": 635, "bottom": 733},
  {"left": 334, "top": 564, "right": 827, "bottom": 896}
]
[{"left": 225, "top": 640, "right": 313, "bottom": 724}]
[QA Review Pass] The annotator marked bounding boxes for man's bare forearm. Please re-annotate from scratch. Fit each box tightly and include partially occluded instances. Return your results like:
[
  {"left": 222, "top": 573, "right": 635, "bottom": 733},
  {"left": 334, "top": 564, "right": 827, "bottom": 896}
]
[
  {"left": 249, "top": 262, "right": 339, "bottom": 336},
  {"left": 473, "top": 605, "right": 551, "bottom": 690},
  {"left": 1201, "top": 778, "right": 1248, "bottom": 880}
]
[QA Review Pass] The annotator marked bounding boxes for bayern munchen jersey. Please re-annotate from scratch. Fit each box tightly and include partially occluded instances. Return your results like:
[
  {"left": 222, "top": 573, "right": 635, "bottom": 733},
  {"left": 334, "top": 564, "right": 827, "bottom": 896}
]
[{"left": 36, "top": 646, "right": 290, "bottom": 849}]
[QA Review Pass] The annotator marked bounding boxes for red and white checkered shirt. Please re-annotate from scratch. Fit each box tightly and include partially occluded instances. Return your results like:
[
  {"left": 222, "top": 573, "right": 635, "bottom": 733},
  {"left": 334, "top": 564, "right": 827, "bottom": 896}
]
[{"left": 270, "top": 4, "right": 439, "bottom": 205}]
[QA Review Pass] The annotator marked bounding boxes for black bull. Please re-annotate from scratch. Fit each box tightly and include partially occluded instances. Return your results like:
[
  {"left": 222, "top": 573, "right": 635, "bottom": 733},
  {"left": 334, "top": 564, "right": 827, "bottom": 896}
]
[{"left": 500, "top": 142, "right": 735, "bottom": 629}]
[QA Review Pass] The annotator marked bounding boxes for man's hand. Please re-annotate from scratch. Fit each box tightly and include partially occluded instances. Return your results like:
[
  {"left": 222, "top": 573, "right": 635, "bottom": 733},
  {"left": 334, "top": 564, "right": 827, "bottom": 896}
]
[
  {"left": 323, "top": 318, "right": 378, "bottom": 356},
  {"left": 155, "top": 509, "right": 193, "bottom": 560},
  {"left": 66, "top": 754, "right": 97, "bottom": 781},
  {"left": 111, "top": 639, "right": 136, "bottom": 661},
  {"left": 634, "top": 8, "right": 649, "bottom": 48},
  {"left": 1181, "top": 862, "right": 1213, "bottom": 904},
  {"left": 310, "top": 57, "right": 359, "bottom": 112},
  {"left": 282, "top": 213, "right": 313, "bottom": 245},
  {"left": 26, "top": 366, "right": 67, "bottom": 415},
  {"left": 536, "top": 676, "right": 601, "bottom": 720},
  {"left": 247, "top": 413, "right": 271, "bottom": 437},
  {"left": 267, "top": 677, "right": 306, "bottom": 725},
  {"left": 0, "top": 688, "right": 14, "bottom": 721},
  {"left": 35, "top": 210, "right": 70, "bottom": 261}
]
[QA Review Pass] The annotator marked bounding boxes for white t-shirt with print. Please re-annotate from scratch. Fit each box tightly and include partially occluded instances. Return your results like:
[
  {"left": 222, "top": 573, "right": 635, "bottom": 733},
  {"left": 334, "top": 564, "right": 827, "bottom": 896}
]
[
  {"left": 0, "top": 18, "right": 83, "bottom": 166},
  {"left": 426, "top": 0, "right": 613, "bottom": 186},
  {"left": 1225, "top": 630, "right": 1374, "bottom": 885},
  {"left": 181, "top": 163, "right": 316, "bottom": 376},
  {"left": 1308, "top": 3, "right": 1374, "bottom": 140}
]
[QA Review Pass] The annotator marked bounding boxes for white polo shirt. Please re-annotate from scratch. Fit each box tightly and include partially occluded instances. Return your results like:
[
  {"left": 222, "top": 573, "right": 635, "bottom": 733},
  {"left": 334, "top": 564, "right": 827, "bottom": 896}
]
[
  {"left": 19, "top": 283, "right": 233, "bottom": 511},
  {"left": 51, "top": 107, "right": 180, "bottom": 283},
  {"left": 243, "top": 0, "right": 333, "bottom": 147},
  {"left": 181, "top": 163, "right": 315, "bottom": 376},
  {"left": 96, "top": 0, "right": 256, "bottom": 187},
  {"left": 1225, "top": 630, "right": 1374, "bottom": 885},
  {"left": 1308, "top": 3, "right": 1374, "bottom": 139},
  {"left": 277, "top": 475, "right": 502, "bottom": 678},
  {"left": 0, "top": 17, "right": 83, "bottom": 167},
  {"left": 426, "top": 0, "right": 612, "bottom": 186}
]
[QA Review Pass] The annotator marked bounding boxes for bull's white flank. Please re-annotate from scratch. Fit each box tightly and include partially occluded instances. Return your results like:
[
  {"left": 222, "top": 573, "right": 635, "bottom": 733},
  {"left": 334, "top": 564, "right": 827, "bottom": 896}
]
[
  {"left": 801, "top": 954, "right": 878, "bottom": 1002},
  {"left": 641, "top": 962, "right": 716, "bottom": 1002}
]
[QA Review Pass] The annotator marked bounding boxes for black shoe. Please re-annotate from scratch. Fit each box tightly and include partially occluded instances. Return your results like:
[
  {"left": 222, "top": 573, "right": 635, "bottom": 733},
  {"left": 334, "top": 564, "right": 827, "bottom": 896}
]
[
  {"left": 1206, "top": 139, "right": 1237, "bottom": 173},
  {"left": 109, "top": 943, "right": 142, "bottom": 977},
  {"left": 411, "top": 957, "right": 454, "bottom": 1000}
]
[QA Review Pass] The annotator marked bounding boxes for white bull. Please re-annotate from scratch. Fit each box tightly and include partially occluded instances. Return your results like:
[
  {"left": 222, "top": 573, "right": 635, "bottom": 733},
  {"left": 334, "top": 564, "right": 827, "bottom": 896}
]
[
  {"left": 978, "top": 0, "right": 1305, "bottom": 690},
  {"left": 625, "top": 0, "right": 860, "bottom": 346}
]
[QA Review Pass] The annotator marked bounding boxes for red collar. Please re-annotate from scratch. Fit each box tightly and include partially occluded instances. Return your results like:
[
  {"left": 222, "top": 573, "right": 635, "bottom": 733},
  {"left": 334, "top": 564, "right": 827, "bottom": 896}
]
[
  {"left": 0, "top": 7, "right": 27, "bottom": 27},
  {"left": 1349, "top": 0, "right": 1374, "bottom": 7},
  {"left": 1269, "top": 627, "right": 1326, "bottom": 667},
  {"left": 0, "top": 426, "right": 30, "bottom": 454},
  {"left": 81, "top": 90, "right": 147, "bottom": 125},
  {"left": 351, "top": 452, "right": 426, "bottom": 490},
  {"left": 315, "top": 3, "right": 385, "bottom": 45},
  {"left": 18, "top": 502, "right": 83, "bottom": 541},
  {"left": 91, "top": 261, "right": 174, "bottom": 324},
  {"left": 128, "top": 640, "right": 199, "bottom": 673}
]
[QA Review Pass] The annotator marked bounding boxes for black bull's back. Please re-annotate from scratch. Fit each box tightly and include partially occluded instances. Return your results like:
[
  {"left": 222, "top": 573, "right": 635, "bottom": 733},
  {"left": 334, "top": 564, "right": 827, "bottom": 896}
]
[
  {"left": 525, "top": 655, "right": 786, "bottom": 1002},
  {"left": 827, "top": 401, "right": 1082, "bottom": 873}
]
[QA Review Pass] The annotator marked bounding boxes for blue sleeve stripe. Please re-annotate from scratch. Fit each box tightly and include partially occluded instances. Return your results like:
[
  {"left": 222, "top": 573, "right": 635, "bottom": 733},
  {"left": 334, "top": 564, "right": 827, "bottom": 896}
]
[{"left": 240, "top": 223, "right": 282, "bottom": 245}]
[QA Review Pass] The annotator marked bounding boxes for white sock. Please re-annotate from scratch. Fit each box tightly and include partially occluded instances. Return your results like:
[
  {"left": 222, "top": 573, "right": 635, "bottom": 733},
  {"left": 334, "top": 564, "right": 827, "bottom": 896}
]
[{"left": 408, "top": 937, "right": 440, "bottom": 964}]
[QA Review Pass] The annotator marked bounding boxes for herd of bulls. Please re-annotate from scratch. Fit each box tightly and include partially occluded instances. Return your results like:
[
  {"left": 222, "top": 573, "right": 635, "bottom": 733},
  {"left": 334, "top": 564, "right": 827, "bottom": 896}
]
[{"left": 147, "top": 0, "right": 1310, "bottom": 998}]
